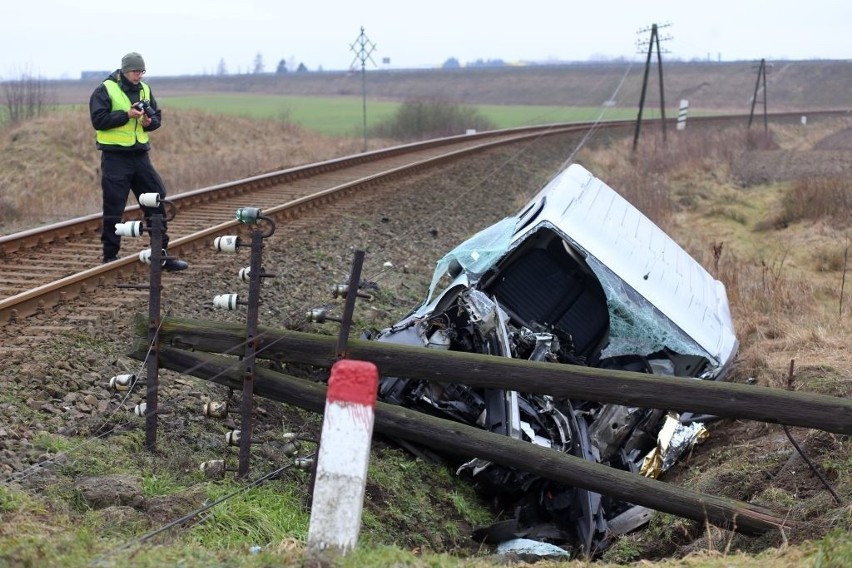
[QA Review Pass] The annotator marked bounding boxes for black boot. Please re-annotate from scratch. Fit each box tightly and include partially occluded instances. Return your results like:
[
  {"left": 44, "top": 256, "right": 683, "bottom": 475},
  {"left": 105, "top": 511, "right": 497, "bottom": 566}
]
[{"left": 163, "top": 252, "right": 188, "bottom": 272}]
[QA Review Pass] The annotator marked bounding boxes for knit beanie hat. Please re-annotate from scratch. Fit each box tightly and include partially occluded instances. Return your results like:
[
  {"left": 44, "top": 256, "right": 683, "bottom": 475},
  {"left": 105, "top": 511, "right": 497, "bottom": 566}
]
[{"left": 121, "top": 52, "right": 146, "bottom": 73}]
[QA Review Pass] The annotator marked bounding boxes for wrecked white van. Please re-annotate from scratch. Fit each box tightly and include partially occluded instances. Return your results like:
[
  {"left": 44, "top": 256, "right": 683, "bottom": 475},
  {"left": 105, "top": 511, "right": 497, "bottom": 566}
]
[{"left": 371, "top": 163, "right": 738, "bottom": 555}]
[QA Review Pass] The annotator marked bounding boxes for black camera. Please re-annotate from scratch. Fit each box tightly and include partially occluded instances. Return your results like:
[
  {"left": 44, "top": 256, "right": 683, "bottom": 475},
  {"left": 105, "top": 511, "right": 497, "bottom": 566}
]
[{"left": 132, "top": 100, "right": 156, "bottom": 118}]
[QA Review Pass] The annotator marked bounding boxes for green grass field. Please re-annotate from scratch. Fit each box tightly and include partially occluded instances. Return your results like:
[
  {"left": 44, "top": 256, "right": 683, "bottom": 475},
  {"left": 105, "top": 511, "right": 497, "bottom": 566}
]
[{"left": 160, "top": 94, "right": 656, "bottom": 136}]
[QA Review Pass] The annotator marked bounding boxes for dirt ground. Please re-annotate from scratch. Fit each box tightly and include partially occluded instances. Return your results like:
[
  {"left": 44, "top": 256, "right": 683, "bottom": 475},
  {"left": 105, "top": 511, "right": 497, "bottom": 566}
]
[
  {"left": 732, "top": 125, "right": 852, "bottom": 185},
  {"left": 0, "top": 138, "right": 579, "bottom": 558},
  {"left": 1, "top": 121, "right": 849, "bottom": 564}
]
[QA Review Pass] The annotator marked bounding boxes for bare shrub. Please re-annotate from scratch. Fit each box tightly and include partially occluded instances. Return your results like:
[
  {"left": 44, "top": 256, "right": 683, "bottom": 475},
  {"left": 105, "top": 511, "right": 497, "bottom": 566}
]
[
  {"left": 0, "top": 109, "right": 98, "bottom": 226},
  {"left": 813, "top": 243, "right": 849, "bottom": 272},
  {"left": 371, "top": 99, "right": 496, "bottom": 141},
  {"left": 780, "top": 176, "right": 852, "bottom": 227},
  {"left": 698, "top": 243, "right": 815, "bottom": 323},
  {"left": 1, "top": 70, "right": 55, "bottom": 126}
]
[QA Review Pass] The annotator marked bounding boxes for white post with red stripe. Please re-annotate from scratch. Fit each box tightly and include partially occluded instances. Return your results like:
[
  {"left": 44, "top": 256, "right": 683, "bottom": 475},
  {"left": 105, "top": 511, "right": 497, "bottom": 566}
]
[{"left": 307, "top": 359, "right": 379, "bottom": 554}]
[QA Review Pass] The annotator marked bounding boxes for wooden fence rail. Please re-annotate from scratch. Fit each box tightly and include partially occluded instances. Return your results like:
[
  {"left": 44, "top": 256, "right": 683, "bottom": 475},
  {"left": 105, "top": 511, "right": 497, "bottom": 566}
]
[
  {"left": 127, "top": 342, "right": 793, "bottom": 536},
  {"left": 133, "top": 315, "right": 852, "bottom": 436}
]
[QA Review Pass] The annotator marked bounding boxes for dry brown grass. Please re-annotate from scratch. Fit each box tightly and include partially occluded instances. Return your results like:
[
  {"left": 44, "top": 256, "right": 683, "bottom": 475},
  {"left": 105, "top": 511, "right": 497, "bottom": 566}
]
[
  {"left": 578, "top": 125, "right": 744, "bottom": 233},
  {"left": 2, "top": 110, "right": 850, "bottom": 564},
  {"left": 0, "top": 108, "right": 363, "bottom": 234},
  {"left": 780, "top": 176, "right": 852, "bottom": 226},
  {"left": 583, "top": 120, "right": 852, "bottom": 392}
]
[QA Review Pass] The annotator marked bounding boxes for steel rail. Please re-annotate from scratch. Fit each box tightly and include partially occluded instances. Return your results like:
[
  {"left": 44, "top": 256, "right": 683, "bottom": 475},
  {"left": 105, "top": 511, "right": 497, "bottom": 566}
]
[
  {"left": 0, "top": 123, "right": 596, "bottom": 325},
  {"left": 1, "top": 110, "right": 847, "bottom": 326},
  {"left": 0, "top": 122, "right": 611, "bottom": 255}
]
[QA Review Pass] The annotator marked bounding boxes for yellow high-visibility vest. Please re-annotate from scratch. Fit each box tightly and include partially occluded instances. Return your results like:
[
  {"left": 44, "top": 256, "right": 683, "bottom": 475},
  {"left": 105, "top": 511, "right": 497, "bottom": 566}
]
[{"left": 96, "top": 80, "right": 151, "bottom": 146}]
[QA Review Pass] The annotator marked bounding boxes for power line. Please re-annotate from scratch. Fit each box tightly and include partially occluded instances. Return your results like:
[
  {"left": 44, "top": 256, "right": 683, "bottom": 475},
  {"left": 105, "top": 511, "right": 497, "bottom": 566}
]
[{"left": 89, "top": 460, "right": 302, "bottom": 566}]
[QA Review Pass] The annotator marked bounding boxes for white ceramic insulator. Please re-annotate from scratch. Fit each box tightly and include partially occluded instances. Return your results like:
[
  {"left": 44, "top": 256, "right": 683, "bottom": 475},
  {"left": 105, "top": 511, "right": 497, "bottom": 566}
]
[
  {"left": 139, "top": 249, "right": 167, "bottom": 265},
  {"left": 307, "top": 308, "right": 325, "bottom": 323},
  {"left": 109, "top": 373, "right": 135, "bottom": 391},
  {"left": 213, "top": 293, "right": 239, "bottom": 310},
  {"left": 138, "top": 193, "right": 160, "bottom": 207},
  {"left": 204, "top": 401, "right": 228, "bottom": 419},
  {"left": 200, "top": 460, "right": 226, "bottom": 478},
  {"left": 214, "top": 235, "right": 238, "bottom": 253},
  {"left": 115, "top": 221, "right": 144, "bottom": 237},
  {"left": 333, "top": 284, "right": 348, "bottom": 299},
  {"left": 239, "top": 266, "right": 251, "bottom": 281}
]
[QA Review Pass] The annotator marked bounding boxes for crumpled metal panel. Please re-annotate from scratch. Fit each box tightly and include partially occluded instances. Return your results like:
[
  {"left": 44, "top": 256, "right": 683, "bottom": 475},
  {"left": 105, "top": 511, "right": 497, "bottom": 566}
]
[
  {"left": 371, "top": 163, "right": 738, "bottom": 557},
  {"left": 520, "top": 165, "right": 738, "bottom": 370}
]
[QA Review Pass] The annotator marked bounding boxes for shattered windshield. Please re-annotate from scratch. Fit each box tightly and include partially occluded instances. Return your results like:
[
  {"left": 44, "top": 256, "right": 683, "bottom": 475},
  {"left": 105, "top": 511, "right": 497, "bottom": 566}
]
[
  {"left": 424, "top": 216, "right": 517, "bottom": 306},
  {"left": 422, "top": 215, "right": 716, "bottom": 368},
  {"left": 585, "top": 256, "right": 715, "bottom": 364}
]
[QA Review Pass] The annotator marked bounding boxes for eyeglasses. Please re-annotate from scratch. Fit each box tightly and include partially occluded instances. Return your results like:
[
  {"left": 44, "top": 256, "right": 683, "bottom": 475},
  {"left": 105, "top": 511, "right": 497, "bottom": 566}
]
[{"left": 129, "top": 69, "right": 146, "bottom": 75}]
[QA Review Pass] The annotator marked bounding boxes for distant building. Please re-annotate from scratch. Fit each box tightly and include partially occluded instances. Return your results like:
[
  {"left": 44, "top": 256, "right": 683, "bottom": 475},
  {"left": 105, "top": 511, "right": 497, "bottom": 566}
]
[{"left": 81, "top": 70, "right": 111, "bottom": 80}]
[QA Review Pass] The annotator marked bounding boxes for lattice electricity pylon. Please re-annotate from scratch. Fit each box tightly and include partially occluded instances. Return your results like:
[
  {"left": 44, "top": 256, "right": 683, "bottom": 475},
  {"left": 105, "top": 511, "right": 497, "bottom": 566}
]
[
  {"left": 212, "top": 207, "right": 277, "bottom": 478},
  {"left": 349, "top": 26, "right": 378, "bottom": 152},
  {"left": 113, "top": 192, "right": 180, "bottom": 451},
  {"left": 633, "top": 23, "right": 672, "bottom": 152}
]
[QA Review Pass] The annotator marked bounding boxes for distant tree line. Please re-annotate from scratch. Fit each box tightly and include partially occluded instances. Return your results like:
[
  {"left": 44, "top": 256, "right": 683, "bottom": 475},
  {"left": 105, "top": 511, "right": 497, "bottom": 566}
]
[
  {"left": 213, "top": 53, "right": 310, "bottom": 76},
  {"left": 212, "top": 52, "right": 594, "bottom": 76},
  {"left": 441, "top": 57, "right": 509, "bottom": 69},
  {"left": 215, "top": 51, "right": 639, "bottom": 76}
]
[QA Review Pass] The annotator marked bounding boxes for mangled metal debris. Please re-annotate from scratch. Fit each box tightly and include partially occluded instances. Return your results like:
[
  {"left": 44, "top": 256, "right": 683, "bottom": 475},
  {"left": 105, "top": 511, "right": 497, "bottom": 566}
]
[{"left": 369, "top": 163, "right": 739, "bottom": 556}]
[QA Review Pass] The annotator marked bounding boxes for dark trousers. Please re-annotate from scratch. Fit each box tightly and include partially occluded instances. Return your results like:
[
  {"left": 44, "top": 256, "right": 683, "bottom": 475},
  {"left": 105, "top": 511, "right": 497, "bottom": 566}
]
[{"left": 100, "top": 150, "right": 170, "bottom": 261}]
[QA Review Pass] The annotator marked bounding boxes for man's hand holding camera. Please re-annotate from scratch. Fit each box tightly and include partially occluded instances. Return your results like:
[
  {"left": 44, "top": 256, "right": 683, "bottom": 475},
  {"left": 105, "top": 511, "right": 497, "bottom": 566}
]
[
  {"left": 128, "top": 104, "right": 144, "bottom": 121},
  {"left": 130, "top": 101, "right": 154, "bottom": 126}
]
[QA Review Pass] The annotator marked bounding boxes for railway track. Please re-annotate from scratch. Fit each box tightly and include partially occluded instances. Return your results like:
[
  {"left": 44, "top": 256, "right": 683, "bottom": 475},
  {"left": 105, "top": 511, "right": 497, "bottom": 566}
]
[
  {"left": 0, "top": 123, "right": 609, "bottom": 328},
  {"left": 0, "top": 110, "right": 843, "bottom": 329},
  {"left": 1, "top": 106, "right": 848, "bottom": 565}
]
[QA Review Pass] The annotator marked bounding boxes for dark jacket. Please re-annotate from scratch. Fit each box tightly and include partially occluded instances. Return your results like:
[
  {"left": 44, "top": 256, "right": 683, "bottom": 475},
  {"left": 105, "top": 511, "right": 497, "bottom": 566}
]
[{"left": 89, "top": 70, "right": 162, "bottom": 152}]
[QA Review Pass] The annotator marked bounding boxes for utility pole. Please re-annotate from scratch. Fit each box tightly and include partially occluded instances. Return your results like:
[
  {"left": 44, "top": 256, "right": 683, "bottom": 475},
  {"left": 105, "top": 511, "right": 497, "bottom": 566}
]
[
  {"left": 748, "top": 58, "right": 769, "bottom": 135},
  {"left": 350, "top": 26, "right": 377, "bottom": 153},
  {"left": 633, "top": 23, "right": 671, "bottom": 153}
]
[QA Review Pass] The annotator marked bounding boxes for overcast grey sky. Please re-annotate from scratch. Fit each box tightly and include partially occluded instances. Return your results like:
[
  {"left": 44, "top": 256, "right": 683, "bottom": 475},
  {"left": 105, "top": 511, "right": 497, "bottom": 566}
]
[{"left": 2, "top": 0, "right": 849, "bottom": 79}]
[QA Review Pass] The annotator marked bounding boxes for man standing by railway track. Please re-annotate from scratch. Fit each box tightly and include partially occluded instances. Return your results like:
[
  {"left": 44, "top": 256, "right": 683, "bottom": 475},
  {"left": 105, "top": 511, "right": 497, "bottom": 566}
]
[{"left": 89, "top": 52, "right": 188, "bottom": 271}]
